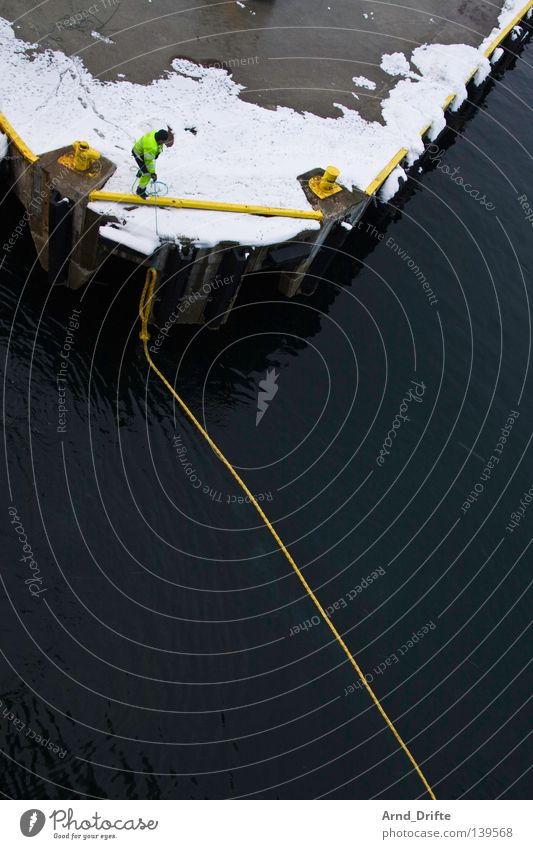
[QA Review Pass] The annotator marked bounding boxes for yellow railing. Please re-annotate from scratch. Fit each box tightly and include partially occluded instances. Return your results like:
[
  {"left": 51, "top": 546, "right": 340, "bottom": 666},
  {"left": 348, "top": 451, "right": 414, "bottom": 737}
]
[
  {"left": 364, "top": 0, "right": 533, "bottom": 196},
  {"left": 365, "top": 147, "right": 408, "bottom": 197},
  {"left": 0, "top": 112, "right": 38, "bottom": 164},
  {"left": 89, "top": 190, "right": 324, "bottom": 221},
  {"left": 483, "top": 0, "right": 533, "bottom": 56}
]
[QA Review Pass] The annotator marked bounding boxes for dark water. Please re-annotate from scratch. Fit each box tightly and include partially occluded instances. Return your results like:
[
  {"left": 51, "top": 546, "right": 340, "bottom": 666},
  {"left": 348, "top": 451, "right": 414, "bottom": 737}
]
[{"left": 1, "top": 38, "right": 532, "bottom": 801}]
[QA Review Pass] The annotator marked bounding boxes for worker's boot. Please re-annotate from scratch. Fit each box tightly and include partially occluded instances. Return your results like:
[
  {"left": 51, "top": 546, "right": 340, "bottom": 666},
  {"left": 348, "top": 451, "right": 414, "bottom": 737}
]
[{"left": 136, "top": 187, "right": 147, "bottom": 199}]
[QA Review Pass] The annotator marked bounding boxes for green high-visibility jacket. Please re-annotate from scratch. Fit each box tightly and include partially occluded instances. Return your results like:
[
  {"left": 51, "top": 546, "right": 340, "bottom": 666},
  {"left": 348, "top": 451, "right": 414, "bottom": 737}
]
[{"left": 133, "top": 131, "right": 164, "bottom": 175}]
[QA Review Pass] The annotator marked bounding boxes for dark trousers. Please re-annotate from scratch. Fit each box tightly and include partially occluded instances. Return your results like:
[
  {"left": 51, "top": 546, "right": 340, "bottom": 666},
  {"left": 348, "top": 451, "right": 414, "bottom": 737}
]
[{"left": 132, "top": 149, "right": 148, "bottom": 174}]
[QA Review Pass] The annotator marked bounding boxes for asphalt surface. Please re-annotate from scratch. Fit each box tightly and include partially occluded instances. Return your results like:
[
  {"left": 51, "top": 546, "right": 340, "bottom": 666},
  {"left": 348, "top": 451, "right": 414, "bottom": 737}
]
[{"left": 2, "top": 0, "right": 502, "bottom": 119}]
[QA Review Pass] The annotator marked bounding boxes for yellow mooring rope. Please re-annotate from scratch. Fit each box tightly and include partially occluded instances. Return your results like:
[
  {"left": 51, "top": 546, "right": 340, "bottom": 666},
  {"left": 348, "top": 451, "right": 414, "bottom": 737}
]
[{"left": 139, "top": 267, "right": 436, "bottom": 800}]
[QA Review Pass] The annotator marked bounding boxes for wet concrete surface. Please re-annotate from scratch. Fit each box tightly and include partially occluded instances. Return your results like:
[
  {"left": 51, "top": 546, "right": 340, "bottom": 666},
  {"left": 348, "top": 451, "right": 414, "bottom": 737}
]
[{"left": 2, "top": 0, "right": 503, "bottom": 120}]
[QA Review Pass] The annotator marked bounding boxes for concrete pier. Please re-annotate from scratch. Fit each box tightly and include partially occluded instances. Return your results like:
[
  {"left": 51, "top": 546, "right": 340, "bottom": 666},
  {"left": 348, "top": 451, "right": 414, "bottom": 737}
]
[{"left": 0, "top": 0, "right": 531, "bottom": 324}]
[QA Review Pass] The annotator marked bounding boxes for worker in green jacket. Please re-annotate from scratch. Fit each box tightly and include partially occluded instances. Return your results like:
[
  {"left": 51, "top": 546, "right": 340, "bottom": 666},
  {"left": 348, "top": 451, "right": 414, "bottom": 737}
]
[{"left": 132, "top": 127, "right": 174, "bottom": 198}]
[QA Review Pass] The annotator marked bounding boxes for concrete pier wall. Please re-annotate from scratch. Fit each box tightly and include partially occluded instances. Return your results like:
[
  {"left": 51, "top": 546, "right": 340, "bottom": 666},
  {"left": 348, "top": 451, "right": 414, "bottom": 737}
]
[{"left": 7, "top": 143, "right": 115, "bottom": 288}]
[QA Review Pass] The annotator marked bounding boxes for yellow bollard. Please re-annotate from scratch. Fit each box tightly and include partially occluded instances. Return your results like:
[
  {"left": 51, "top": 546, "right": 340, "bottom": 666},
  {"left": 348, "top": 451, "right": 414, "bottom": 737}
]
[
  {"left": 72, "top": 140, "right": 100, "bottom": 172},
  {"left": 309, "top": 166, "right": 343, "bottom": 199},
  {"left": 320, "top": 166, "right": 340, "bottom": 192}
]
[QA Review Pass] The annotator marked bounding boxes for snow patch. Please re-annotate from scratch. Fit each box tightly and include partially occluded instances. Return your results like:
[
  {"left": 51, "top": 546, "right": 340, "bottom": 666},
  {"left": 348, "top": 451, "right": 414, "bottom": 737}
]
[
  {"left": 0, "top": 132, "right": 8, "bottom": 161},
  {"left": 100, "top": 222, "right": 158, "bottom": 255},
  {"left": 91, "top": 31, "right": 114, "bottom": 45},
  {"left": 380, "top": 165, "right": 407, "bottom": 202},
  {"left": 352, "top": 75, "right": 376, "bottom": 90},
  {"left": 380, "top": 52, "right": 417, "bottom": 78}
]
